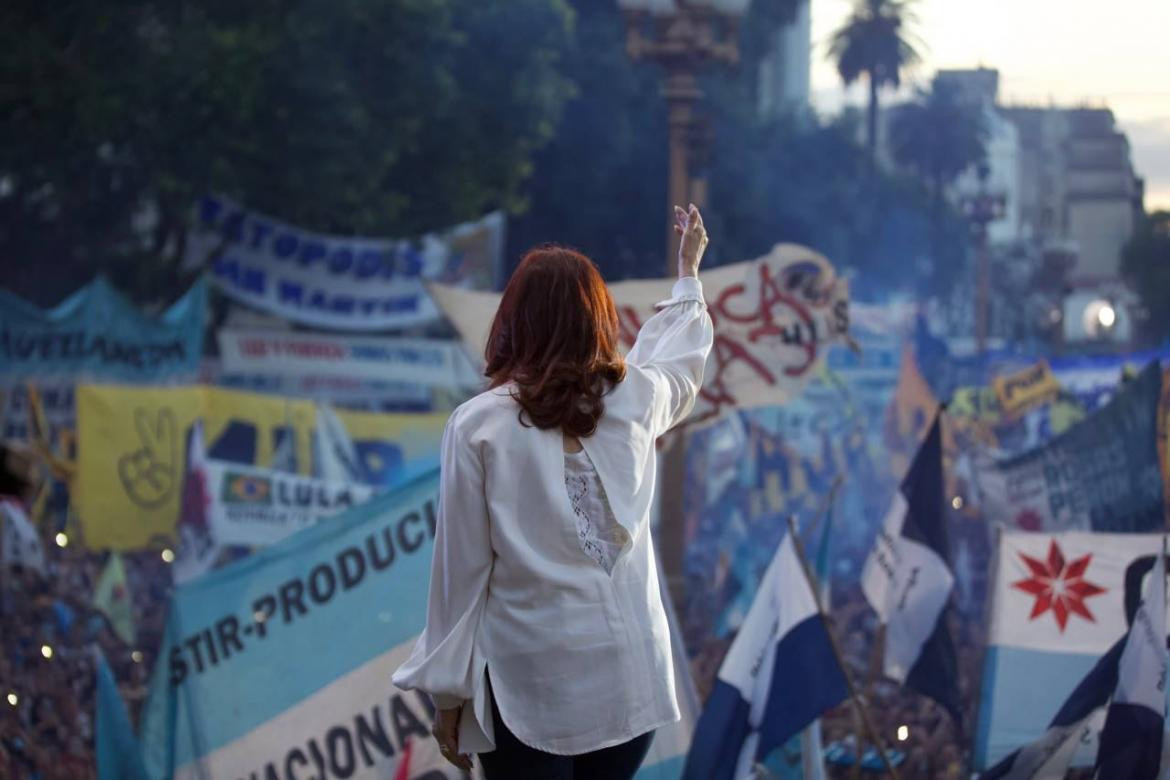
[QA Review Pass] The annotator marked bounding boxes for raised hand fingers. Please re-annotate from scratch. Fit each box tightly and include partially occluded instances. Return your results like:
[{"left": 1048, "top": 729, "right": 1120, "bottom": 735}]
[{"left": 688, "top": 203, "right": 703, "bottom": 229}]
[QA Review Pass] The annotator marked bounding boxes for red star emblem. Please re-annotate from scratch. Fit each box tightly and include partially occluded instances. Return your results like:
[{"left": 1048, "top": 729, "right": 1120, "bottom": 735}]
[{"left": 1013, "top": 540, "right": 1106, "bottom": 631}]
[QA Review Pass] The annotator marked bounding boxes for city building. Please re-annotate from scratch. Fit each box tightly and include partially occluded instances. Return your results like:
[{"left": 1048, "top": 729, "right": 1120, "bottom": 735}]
[
  {"left": 936, "top": 68, "right": 1023, "bottom": 246},
  {"left": 905, "top": 68, "right": 1145, "bottom": 346},
  {"left": 757, "top": 0, "right": 810, "bottom": 119},
  {"left": 1002, "top": 105, "right": 1144, "bottom": 281}
]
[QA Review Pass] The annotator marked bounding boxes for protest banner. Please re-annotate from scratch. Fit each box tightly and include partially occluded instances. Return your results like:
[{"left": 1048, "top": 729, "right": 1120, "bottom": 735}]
[
  {"left": 972, "top": 362, "right": 1165, "bottom": 533},
  {"left": 75, "top": 384, "right": 446, "bottom": 549},
  {"left": 430, "top": 243, "right": 850, "bottom": 424},
  {"left": 186, "top": 194, "right": 503, "bottom": 330},
  {"left": 139, "top": 473, "right": 453, "bottom": 779},
  {"left": 140, "top": 471, "right": 694, "bottom": 780},
  {"left": 974, "top": 531, "right": 1163, "bottom": 770},
  {"left": 213, "top": 372, "right": 439, "bottom": 414},
  {"left": 991, "top": 360, "right": 1060, "bottom": 417},
  {"left": 0, "top": 277, "right": 206, "bottom": 382},
  {"left": 206, "top": 459, "right": 376, "bottom": 547},
  {"left": 217, "top": 329, "right": 481, "bottom": 390}
]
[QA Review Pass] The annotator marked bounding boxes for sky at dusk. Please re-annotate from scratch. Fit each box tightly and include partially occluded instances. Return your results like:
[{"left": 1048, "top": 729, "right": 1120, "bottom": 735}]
[{"left": 807, "top": 0, "right": 1170, "bottom": 210}]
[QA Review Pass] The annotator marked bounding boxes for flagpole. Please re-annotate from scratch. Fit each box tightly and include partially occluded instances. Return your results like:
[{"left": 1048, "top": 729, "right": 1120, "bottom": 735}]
[
  {"left": 786, "top": 516, "right": 901, "bottom": 780},
  {"left": 800, "top": 475, "right": 843, "bottom": 547},
  {"left": 966, "top": 523, "right": 1002, "bottom": 778},
  {"left": 801, "top": 475, "right": 842, "bottom": 780}
]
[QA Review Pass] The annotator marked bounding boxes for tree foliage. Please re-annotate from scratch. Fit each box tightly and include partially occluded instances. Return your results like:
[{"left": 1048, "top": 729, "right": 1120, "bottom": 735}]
[
  {"left": 507, "top": 0, "right": 802, "bottom": 281},
  {"left": 708, "top": 111, "right": 969, "bottom": 297},
  {"left": 1121, "top": 211, "right": 1170, "bottom": 344},
  {"left": 828, "top": 0, "right": 920, "bottom": 161},
  {"left": 505, "top": 0, "right": 669, "bottom": 281},
  {"left": 889, "top": 82, "right": 988, "bottom": 201},
  {"left": 0, "top": 0, "right": 573, "bottom": 304},
  {"left": 511, "top": 0, "right": 967, "bottom": 298}
]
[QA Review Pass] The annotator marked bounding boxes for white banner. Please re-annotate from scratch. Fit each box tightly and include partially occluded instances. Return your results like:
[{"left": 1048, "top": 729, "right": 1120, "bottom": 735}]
[
  {"left": 430, "top": 243, "right": 850, "bottom": 424},
  {"left": 186, "top": 195, "right": 504, "bottom": 330},
  {"left": 206, "top": 460, "right": 376, "bottom": 547},
  {"left": 217, "top": 329, "right": 481, "bottom": 389}
]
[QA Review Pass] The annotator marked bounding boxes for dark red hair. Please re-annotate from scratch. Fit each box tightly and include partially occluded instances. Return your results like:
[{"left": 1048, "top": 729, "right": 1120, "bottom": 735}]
[{"left": 485, "top": 244, "right": 626, "bottom": 438}]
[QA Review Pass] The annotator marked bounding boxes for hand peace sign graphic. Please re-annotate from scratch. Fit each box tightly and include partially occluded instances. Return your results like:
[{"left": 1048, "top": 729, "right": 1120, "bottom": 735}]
[{"left": 117, "top": 408, "right": 178, "bottom": 509}]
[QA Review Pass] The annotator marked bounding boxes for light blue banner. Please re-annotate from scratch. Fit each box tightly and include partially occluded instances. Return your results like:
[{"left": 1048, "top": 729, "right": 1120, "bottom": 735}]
[
  {"left": 139, "top": 470, "right": 442, "bottom": 778},
  {"left": 0, "top": 276, "right": 207, "bottom": 381}
]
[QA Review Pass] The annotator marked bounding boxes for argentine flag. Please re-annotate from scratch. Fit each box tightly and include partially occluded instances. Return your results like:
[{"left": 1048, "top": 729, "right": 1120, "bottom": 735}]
[{"left": 682, "top": 533, "right": 848, "bottom": 780}]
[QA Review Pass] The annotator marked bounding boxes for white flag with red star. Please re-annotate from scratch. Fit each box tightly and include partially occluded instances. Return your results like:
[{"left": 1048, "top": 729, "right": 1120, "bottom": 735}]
[{"left": 975, "top": 531, "right": 1165, "bottom": 771}]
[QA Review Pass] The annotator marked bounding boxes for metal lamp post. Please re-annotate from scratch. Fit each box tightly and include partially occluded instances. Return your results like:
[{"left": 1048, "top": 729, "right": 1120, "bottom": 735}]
[
  {"left": 618, "top": 0, "right": 750, "bottom": 607},
  {"left": 618, "top": 0, "right": 748, "bottom": 275},
  {"left": 960, "top": 163, "right": 1006, "bottom": 356}
]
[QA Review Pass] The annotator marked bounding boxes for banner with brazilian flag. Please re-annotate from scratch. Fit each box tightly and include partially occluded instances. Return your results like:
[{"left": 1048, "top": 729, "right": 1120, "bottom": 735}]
[
  {"left": 206, "top": 459, "right": 377, "bottom": 547},
  {"left": 74, "top": 384, "right": 446, "bottom": 549}
]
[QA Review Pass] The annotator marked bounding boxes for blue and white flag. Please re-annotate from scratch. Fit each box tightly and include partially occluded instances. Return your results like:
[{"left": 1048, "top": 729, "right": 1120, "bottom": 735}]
[
  {"left": 861, "top": 412, "right": 961, "bottom": 722},
  {"left": 978, "top": 639, "right": 1120, "bottom": 779},
  {"left": 974, "top": 531, "right": 1163, "bottom": 770},
  {"left": 95, "top": 647, "right": 148, "bottom": 780},
  {"left": 682, "top": 533, "right": 849, "bottom": 780},
  {"left": 1096, "top": 545, "right": 1166, "bottom": 779}
]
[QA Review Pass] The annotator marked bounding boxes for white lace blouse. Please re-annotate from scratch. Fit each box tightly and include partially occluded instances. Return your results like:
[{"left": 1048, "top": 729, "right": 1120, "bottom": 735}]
[
  {"left": 391, "top": 276, "right": 713, "bottom": 755},
  {"left": 564, "top": 448, "right": 627, "bottom": 576}
]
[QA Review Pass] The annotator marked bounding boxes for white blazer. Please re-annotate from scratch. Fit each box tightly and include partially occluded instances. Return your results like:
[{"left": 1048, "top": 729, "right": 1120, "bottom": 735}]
[{"left": 391, "top": 276, "right": 714, "bottom": 755}]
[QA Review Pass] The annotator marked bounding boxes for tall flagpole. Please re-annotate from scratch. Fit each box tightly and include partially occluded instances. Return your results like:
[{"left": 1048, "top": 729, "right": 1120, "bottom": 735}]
[
  {"left": 786, "top": 516, "right": 901, "bottom": 780},
  {"left": 800, "top": 476, "right": 843, "bottom": 549}
]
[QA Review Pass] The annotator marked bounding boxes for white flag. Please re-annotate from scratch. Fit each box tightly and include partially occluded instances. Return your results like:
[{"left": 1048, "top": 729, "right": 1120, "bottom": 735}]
[
  {"left": 173, "top": 421, "right": 218, "bottom": 584},
  {"left": 1, "top": 499, "right": 45, "bottom": 574},
  {"left": 313, "top": 403, "right": 366, "bottom": 484}
]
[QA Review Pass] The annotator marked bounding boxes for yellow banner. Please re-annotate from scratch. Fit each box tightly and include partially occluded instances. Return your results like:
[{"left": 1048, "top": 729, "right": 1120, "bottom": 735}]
[
  {"left": 992, "top": 360, "right": 1061, "bottom": 416},
  {"left": 75, "top": 384, "right": 447, "bottom": 550}
]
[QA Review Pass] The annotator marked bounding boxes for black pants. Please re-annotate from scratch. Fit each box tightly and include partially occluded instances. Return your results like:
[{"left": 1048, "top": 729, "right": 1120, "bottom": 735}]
[{"left": 478, "top": 673, "right": 655, "bottom": 780}]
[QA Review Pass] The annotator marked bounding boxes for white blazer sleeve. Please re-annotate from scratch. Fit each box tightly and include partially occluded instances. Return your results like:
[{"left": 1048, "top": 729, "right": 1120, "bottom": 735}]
[
  {"left": 625, "top": 276, "right": 714, "bottom": 435},
  {"left": 391, "top": 410, "right": 492, "bottom": 709}
]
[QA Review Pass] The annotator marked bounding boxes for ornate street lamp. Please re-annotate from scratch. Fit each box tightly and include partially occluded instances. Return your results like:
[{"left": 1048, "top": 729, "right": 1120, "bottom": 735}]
[
  {"left": 618, "top": 0, "right": 750, "bottom": 607},
  {"left": 960, "top": 163, "right": 1006, "bottom": 355},
  {"left": 618, "top": 0, "right": 750, "bottom": 275}
]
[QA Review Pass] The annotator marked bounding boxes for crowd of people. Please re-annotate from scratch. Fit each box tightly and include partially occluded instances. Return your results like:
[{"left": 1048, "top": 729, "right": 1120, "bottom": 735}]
[
  {"left": 1, "top": 441, "right": 167, "bottom": 779},
  {"left": 678, "top": 407, "right": 1013, "bottom": 778},
  {"left": 0, "top": 373, "right": 1114, "bottom": 779}
]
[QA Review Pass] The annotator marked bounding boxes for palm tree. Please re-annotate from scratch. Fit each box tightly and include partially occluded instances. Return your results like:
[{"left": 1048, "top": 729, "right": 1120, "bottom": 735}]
[
  {"left": 829, "top": 0, "right": 921, "bottom": 165},
  {"left": 889, "top": 81, "right": 988, "bottom": 206}
]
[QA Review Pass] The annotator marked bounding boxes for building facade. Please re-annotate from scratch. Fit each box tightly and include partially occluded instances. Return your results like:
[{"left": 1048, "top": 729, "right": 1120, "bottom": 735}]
[
  {"left": 757, "top": 0, "right": 811, "bottom": 119},
  {"left": 1003, "top": 105, "right": 1144, "bottom": 281}
]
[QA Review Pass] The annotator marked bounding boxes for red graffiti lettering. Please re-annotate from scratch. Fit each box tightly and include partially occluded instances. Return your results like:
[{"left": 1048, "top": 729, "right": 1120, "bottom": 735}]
[{"left": 617, "top": 306, "right": 644, "bottom": 350}]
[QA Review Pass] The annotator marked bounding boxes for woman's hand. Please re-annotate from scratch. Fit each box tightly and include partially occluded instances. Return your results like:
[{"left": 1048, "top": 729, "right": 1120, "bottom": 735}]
[
  {"left": 432, "top": 705, "right": 473, "bottom": 771},
  {"left": 674, "top": 203, "right": 708, "bottom": 278}
]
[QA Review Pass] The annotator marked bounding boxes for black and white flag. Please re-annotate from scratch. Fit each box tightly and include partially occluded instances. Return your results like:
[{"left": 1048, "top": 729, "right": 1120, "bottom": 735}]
[
  {"left": 862, "top": 412, "right": 961, "bottom": 721},
  {"left": 1096, "top": 546, "right": 1166, "bottom": 779}
]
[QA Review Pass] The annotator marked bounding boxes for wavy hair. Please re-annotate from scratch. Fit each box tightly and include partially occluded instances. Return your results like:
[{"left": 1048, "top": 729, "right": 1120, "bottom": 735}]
[{"left": 485, "top": 244, "right": 626, "bottom": 438}]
